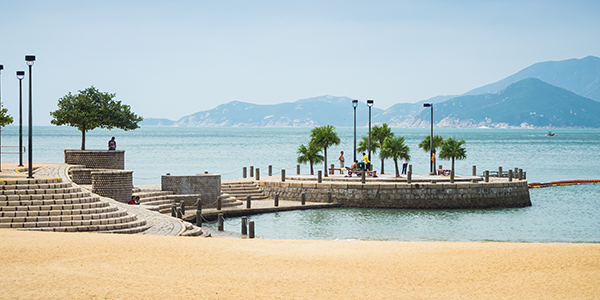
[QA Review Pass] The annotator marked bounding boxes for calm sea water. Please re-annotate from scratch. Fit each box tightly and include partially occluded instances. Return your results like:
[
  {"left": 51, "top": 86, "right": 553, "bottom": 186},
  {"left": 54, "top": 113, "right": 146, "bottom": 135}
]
[{"left": 3, "top": 126, "right": 599, "bottom": 242}]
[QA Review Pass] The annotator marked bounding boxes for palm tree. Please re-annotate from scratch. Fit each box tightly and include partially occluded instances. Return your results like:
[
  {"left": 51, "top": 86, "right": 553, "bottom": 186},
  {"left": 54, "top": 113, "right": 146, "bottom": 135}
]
[
  {"left": 418, "top": 134, "right": 444, "bottom": 173},
  {"left": 357, "top": 136, "right": 380, "bottom": 169},
  {"left": 297, "top": 143, "right": 324, "bottom": 175},
  {"left": 438, "top": 137, "right": 467, "bottom": 176},
  {"left": 380, "top": 136, "right": 410, "bottom": 177},
  {"left": 372, "top": 123, "right": 394, "bottom": 174},
  {"left": 310, "top": 125, "right": 340, "bottom": 177}
]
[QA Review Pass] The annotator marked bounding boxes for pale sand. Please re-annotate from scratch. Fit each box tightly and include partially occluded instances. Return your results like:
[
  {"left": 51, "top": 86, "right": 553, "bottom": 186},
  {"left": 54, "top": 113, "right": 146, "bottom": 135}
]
[{"left": 1, "top": 230, "right": 599, "bottom": 299}]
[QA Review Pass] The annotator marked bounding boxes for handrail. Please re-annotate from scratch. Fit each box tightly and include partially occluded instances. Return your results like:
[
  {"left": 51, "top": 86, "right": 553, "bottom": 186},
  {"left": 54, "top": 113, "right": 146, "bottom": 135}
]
[{"left": 0, "top": 145, "right": 26, "bottom": 154}]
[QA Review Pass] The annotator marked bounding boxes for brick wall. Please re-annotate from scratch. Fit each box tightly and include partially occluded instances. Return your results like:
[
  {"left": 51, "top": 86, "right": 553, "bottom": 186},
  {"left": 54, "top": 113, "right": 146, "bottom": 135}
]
[
  {"left": 64, "top": 150, "right": 125, "bottom": 170},
  {"left": 91, "top": 170, "right": 133, "bottom": 203}
]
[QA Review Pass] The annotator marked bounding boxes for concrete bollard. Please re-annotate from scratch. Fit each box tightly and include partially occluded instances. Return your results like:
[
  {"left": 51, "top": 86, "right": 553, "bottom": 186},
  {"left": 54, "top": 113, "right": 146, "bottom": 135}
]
[
  {"left": 243, "top": 167, "right": 247, "bottom": 178},
  {"left": 409, "top": 164, "right": 412, "bottom": 174},
  {"left": 250, "top": 166, "right": 254, "bottom": 177},
  {"left": 514, "top": 168, "right": 518, "bottom": 177},
  {"left": 523, "top": 171, "right": 526, "bottom": 180},
  {"left": 498, "top": 166, "right": 502, "bottom": 178},
  {"left": 519, "top": 169, "right": 523, "bottom": 180},
  {"left": 361, "top": 170, "right": 366, "bottom": 184},
  {"left": 196, "top": 198, "right": 202, "bottom": 227},
  {"left": 407, "top": 171, "right": 412, "bottom": 184},
  {"left": 281, "top": 169, "right": 286, "bottom": 182},
  {"left": 249, "top": 221, "right": 255, "bottom": 239},
  {"left": 256, "top": 168, "right": 260, "bottom": 181},
  {"left": 218, "top": 214, "right": 224, "bottom": 231},
  {"left": 301, "top": 192, "right": 306, "bottom": 205},
  {"left": 217, "top": 197, "right": 222, "bottom": 211},
  {"left": 473, "top": 165, "right": 477, "bottom": 176},
  {"left": 241, "top": 217, "right": 247, "bottom": 235},
  {"left": 176, "top": 207, "right": 182, "bottom": 219},
  {"left": 508, "top": 169, "right": 513, "bottom": 182},
  {"left": 318, "top": 170, "right": 322, "bottom": 183},
  {"left": 327, "top": 191, "right": 332, "bottom": 203},
  {"left": 297, "top": 165, "right": 300, "bottom": 175},
  {"left": 268, "top": 165, "right": 272, "bottom": 176},
  {"left": 274, "top": 194, "right": 279, "bottom": 207},
  {"left": 171, "top": 203, "right": 177, "bottom": 217},
  {"left": 246, "top": 195, "right": 251, "bottom": 209},
  {"left": 485, "top": 170, "right": 489, "bottom": 182},
  {"left": 450, "top": 170, "right": 455, "bottom": 183},
  {"left": 180, "top": 201, "right": 185, "bottom": 215}
]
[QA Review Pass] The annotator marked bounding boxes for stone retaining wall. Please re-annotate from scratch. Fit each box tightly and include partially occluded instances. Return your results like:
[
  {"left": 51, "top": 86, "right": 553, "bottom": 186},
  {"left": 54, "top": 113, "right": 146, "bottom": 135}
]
[
  {"left": 70, "top": 168, "right": 109, "bottom": 185},
  {"left": 64, "top": 150, "right": 125, "bottom": 170},
  {"left": 91, "top": 170, "right": 133, "bottom": 203},
  {"left": 161, "top": 174, "right": 221, "bottom": 207},
  {"left": 257, "top": 180, "right": 531, "bottom": 209}
]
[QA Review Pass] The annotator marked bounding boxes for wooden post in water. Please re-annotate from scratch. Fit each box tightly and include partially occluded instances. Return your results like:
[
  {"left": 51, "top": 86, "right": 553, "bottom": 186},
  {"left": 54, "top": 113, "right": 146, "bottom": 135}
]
[
  {"left": 180, "top": 201, "right": 185, "bottom": 215},
  {"left": 243, "top": 167, "right": 247, "bottom": 178},
  {"left": 498, "top": 166, "right": 502, "bottom": 178},
  {"left": 176, "top": 207, "right": 182, "bottom": 219},
  {"left": 196, "top": 198, "right": 202, "bottom": 227},
  {"left": 318, "top": 170, "right": 322, "bottom": 183},
  {"left": 301, "top": 192, "right": 306, "bottom": 205},
  {"left": 268, "top": 165, "right": 272, "bottom": 176},
  {"left": 249, "top": 221, "right": 255, "bottom": 239},
  {"left": 519, "top": 169, "right": 523, "bottom": 180},
  {"left": 246, "top": 195, "right": 251, "bottom": 209},
  {"left": 523, "top": 170, "right": 526, "bottom": 180},
  {"left": 473, "top": 165, "right": 477, "bottom": 176},
  {"left": 508, "top": 169, "right": 513, "bottom": 182},
  {"left": 218, "top": 214, "right": 224, "bottom": 231},
  {"left": 241, "top": 217, "right": 247, "bottom": 235},
  {"left": 171, "top": 203, "right": 177, "bottom": 217},
  {"left": 274, "top": 194, "right": 279, "bottom": 207},
  {"left": 297, "top": 165, "right": 300, "bottom": 175},
  {"left": 256, "top": 168, "right": 260, "bottom": 181},
  {"left": 250, "top": 166, "right": 254, "bottom": 177},
  {"left": 217, "top": 196, "right": 222, "bottom": 211},
  {"left": 485, "top": 170, "right": 489, "bottom": 182},
  {"left": 281, "top": 169, "right": 286, "bottom": 182}
]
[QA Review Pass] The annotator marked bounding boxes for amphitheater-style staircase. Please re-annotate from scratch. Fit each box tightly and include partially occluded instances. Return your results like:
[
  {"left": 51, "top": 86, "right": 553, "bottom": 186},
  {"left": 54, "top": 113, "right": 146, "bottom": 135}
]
[
  {"left": 0, "top": 178, "right": 149, "bottom": 233},
  {"left": 221, "top": 181, "right": 268, "bottom": 201}
]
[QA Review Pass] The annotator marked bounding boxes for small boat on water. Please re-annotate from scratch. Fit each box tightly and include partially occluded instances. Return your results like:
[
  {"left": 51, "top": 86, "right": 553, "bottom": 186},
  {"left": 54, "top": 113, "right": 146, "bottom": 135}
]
[{"left": 545, "top": 132, "right": 555, "bottom": 136}]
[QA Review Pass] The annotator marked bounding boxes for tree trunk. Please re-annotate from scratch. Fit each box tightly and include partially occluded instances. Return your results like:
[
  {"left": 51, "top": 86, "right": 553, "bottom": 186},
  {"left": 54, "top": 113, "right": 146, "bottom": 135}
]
[
  {"left": 81, "top": 129, "right": 86, "bottom": 150},
  {"left": 381, "top": 159, "right": 385, "bottom": 175},
  {"left": 451, "top": 157, "right": 455, "bottom": 175},
  {"left": 310, "top": 160, "right": 314, "bottom": 175},
  {"left": 394, "top": 159, "right": 399, "bottom": 177},
  {"left": 323, "top": 147, "right": 328, "bottom": 177}
]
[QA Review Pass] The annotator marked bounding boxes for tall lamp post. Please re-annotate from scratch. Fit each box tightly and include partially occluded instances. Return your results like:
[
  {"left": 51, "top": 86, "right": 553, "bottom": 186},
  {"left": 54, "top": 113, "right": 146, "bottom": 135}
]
[
  {"left": 0, "top": 65, "right": 3, "bottom": 172},
  {"left": 367, "top": 100, "right": 374, "bottom": 169},
  {"left": 17, "top": 71, "right": 25, "bottom": 167},
  {"left": 423, "top": 103, "right": 434, "bottom": 174},
  {"left": 26, "top": 55, "right": 35, "bottom": 179},
  {"left": 352, "top": 100, "right": 358, "bottom": 162}
]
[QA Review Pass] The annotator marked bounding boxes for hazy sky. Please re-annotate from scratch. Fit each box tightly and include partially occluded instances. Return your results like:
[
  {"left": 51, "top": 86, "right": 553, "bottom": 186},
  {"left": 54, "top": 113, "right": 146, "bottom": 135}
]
[{"left": 1, "top": 0, "right": 599, "bottom": 125}]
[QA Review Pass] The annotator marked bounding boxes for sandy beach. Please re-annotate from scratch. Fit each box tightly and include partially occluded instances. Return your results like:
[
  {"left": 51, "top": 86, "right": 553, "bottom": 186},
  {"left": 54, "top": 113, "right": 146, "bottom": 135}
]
[{"left": 1, "top": 229, "right": 598, "bottom": 299}]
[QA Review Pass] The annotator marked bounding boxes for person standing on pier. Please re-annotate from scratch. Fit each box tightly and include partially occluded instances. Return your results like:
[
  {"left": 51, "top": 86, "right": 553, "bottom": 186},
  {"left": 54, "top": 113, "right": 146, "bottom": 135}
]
[
  {"left": 108, "top": 137, "right": 116, "bottom": 150},
  {"left": 362, "top": 152, "right": 370, "bottom": 171},
  {"left": 402, "top": 157, "right": 408, "bottom": 175},
  {"left": 338, "top": 151, "right": 345, "bottom": 168}
]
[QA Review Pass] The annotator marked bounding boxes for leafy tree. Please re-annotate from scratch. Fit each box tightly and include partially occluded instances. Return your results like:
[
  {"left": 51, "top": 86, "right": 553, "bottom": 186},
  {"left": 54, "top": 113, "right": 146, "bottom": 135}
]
[
  {"left": 438, "top": 137, "right": 467, "bottom": 176},
  {"left": 50, "top": 86, "right": 143, "bottom": 150},
  {"left": 380, "top": 136, "right": 410, "bottom": 177},
  {"left": 357, "top": 136, "right": 380, "bottom": 168},
  {"left": 418, "top": 134, "right": 444, "bottom": 173},
  {"left": 0, "top": 103, "right": 14, "bottom": 127},
  {"left": 372, "top": 123, "right": 395, "bottom": 174},
  {"left": 297, "top": 143, "right": 324, "bottom": 175},
  {"left": 309, "top": 125, "right": 340, "bottom": 177}
]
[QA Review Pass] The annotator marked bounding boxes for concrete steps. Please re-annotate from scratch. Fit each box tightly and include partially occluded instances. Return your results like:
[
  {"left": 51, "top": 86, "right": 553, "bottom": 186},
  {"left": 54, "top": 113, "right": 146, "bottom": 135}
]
[
  {"left": 221, "top": 182, "right": 268, "bottom": 201},
  {"left": 0, "top": 178, "right": 148, "bottom": 233}
]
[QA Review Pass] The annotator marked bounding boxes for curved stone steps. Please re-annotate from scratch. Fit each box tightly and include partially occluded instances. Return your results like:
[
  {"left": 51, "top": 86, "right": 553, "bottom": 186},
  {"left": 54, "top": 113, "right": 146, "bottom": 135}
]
[
  {"left": 179, "top": 222, "right": 203, "bottom": 237},
  {"left": 3, "top": 209, "right": 139, "bottom": 230},
  {"left": 221, "top": 182, "right": 268, "bottom": 200}
]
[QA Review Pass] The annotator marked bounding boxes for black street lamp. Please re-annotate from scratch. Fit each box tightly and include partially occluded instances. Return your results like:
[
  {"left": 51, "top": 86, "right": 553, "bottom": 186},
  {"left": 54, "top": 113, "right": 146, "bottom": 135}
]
[
  {"left": 17, "top": 71, "right": 25, "bottom": 167},
  {"left": 352, "top": 100, "right": 358, "bottom": 162},
  {"left": 367, "top": 100, "right": 374, "bottom": 169},
  {"left": 26, "top": 55, "right": 35, "bottom": 178},
  {"left": 423, "top": 103, "right": 434, "bottom": 174}
]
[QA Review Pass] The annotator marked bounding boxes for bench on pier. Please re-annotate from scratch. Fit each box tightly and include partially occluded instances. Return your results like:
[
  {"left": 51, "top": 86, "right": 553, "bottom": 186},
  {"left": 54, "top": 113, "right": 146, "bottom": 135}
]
[
  {"left": 328, "top": 167, "right": 345, "bottom": 175},
  {"left": 347, "top": 169, "right": 377, "bottom": 177},
  {"left": 438, "top": 169, "right": 451, "bottom": 176}
]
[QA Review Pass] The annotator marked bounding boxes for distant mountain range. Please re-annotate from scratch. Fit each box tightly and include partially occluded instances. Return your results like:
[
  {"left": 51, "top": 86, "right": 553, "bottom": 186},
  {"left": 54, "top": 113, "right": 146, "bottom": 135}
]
[{"left": 142, "top": 56, "right": 600, "bottom": 128}]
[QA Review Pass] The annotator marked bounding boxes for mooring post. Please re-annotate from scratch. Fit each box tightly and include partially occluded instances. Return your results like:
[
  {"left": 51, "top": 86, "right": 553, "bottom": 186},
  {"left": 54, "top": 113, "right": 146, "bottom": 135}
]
[
  {"left": 327, "top": 191, "right": 332, "bottom": 203},
  {"left": 196, "top": 198, "right": 202, "bottom": 227},
  {"left": 485, "top": 170, "right": 489, "bottom": 182},
  {"left": 519, "top": 169, "right": 523, "bottom": 180},
  {"left": 268, "top": 165, "right": 272, "bottom": 176},
  {"left": 250, "top": 166, "right": 254, "bottom": 177},
  {"left": 241, "top": 217, "right": 247, "bottom": 235},
  {"left": 218, "top": 214, "right": 224, "bottom": 231},
  {"left": 176, "top": 207, "right": 182, "bottom": 219},
  {"left": 171, "top": 203, "right": 177, "bottom": 217},
  {"left": 297, "top": 165, "right": 300, "bottom": 175},
  {"left": 249, "top": 221, "right": 255, "bottom": 239},
  {"left": 450, "top": 170, "right": 455, "bottom": 183},
  {"left": 408, "top": 164, "right": 412, "bottom": 184},
  {"left": 498, "top": 166, "right": 502, "bottom": 178},
  {"left": 243, "top": 167, "right": 247, "bottom": 178},
  {"left": 508, "top": 169, "right": 513, "bottom": 182},
  {"left": 301, "top": 192, "right": 306, "bottom": 205},
  {"left": 514, "top": 168, "right": 518, "bottom": 177},
  {"left": 523, "top": 170, "right": 526, "bottom": 180},
  {"left": 318, "top": 170, "right": 322, "bottom": 183},
  {"left": 217, "top": 196, "right": 222, "bottom": 211},
  {"left": 473, "top": 165, "right": 477, "bottom": 176},
  {"left": 246, "top": 195, "right": 251, "bottom": 209},
  {"left": 274, "top": 194, "right": 279, "bottom": 207},
  {"left": 281, "top": 169, "right": 286, "bottom": 182},
  {"left": 256, "top": 168, "right": 260, "bottom": 181},
  {"left": 361, "top": 170, "right": 366, "bottom": 184},
  {"left": 180, "top": 201, "right": 185, "bottom": 215}
]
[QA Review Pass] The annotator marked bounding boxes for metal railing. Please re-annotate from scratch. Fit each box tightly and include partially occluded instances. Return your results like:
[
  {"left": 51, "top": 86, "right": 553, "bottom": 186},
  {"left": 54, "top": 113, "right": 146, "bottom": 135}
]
[{"left": 0, "top": 146, "right": 26, "bottom": 154}]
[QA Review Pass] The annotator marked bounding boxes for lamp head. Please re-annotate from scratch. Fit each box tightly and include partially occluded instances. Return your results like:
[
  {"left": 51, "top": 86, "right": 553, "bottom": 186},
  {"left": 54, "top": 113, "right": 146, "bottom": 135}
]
[
  {"left": 0, "top": 65, "right": 3, "bottom": 71},
  {"left": 367, "top": 100, "right": 374, "bottom": 107},
  {"left": 423, "top": 103, "right": 432, "bottom": 107},
  {"left": 352, "top": 100, "right": 358, "bottom": 108},
  {"left": 17, "top": 71, "right": 25, "bottom": 80},
  {"left": 25, "top": 55, "right": 36, "bottom": 66}
]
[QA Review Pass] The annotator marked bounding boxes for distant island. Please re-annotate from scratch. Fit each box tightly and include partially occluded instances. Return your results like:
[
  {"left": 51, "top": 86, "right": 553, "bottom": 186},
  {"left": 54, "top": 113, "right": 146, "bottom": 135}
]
[{"left": 143, "top": 56, "right": 600, "bottom": 128}]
